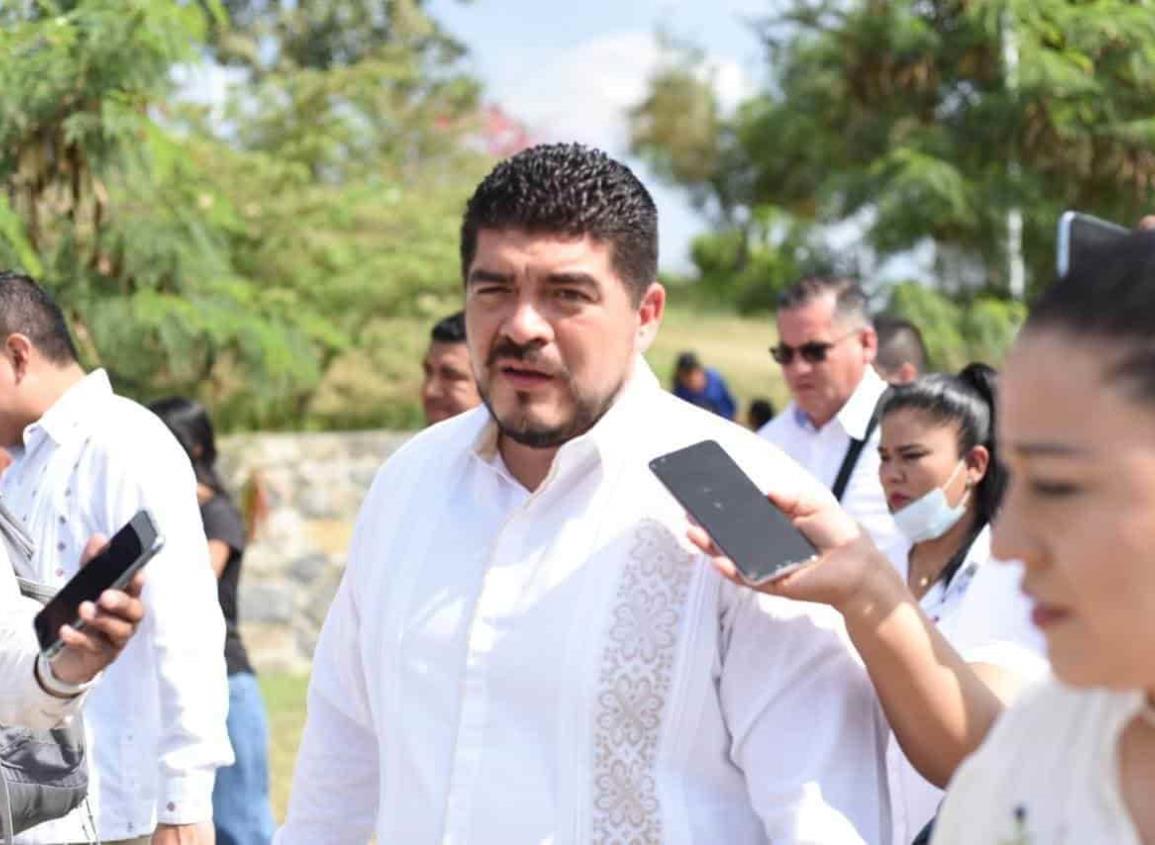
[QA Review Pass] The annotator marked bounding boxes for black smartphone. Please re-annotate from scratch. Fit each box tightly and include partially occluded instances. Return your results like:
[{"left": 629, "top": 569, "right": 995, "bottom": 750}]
[
  {"left": 1056, "top": 211, "right": 1129, "bottom": 279},
  {"left": 35, "top": 509, "right": 164, "bottom": 659},
  {"left": 649, "top": 440, "right": 817, "bottom": 585}
]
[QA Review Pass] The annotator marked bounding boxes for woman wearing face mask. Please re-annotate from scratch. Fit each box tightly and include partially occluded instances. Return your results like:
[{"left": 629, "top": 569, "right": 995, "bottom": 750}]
[
  {"left": 876, "top": 364, "right": 1047, "bottom": 842},
  {"left": 688, "top": 366, "right": 1048, "bottom": 844}
]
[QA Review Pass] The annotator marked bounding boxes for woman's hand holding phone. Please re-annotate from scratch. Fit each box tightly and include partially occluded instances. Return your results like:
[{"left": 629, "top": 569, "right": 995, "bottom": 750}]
[
  {"left": 687, "top": 481, "right": 902, "bottom": 615},
  {"left": 42, "top": 534, "right": 147, "bottom": 692}
]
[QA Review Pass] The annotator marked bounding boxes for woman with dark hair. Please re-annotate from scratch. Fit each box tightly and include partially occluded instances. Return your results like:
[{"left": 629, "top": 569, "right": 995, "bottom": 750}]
[
  {"left": 690, "top": 364, "right": 1047, "bottom": 843},
  {"left": 149, "top": 397, "right": 275, "bottom": 845},
  {"left": 929, "top": 233, "right": 1155, "bottom": 842},
  {"left": 873, "top": 364, "right": 1045, "bottom": 841}
]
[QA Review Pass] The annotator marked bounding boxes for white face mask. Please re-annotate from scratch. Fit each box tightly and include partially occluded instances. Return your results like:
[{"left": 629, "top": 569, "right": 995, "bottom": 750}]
[{"left": 893, "top": 461, "right": 970, "bottom": 544}]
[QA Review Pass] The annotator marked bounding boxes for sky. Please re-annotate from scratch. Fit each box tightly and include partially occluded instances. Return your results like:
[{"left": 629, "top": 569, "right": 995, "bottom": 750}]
[{"left": 426, "top": 0, "right": 772, "bottom": 272}]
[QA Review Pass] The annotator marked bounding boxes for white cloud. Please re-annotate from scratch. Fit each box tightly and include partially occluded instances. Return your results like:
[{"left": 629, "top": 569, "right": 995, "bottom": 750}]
[{"left": 499, "top": 30, "right": 754, "bottom": 154}]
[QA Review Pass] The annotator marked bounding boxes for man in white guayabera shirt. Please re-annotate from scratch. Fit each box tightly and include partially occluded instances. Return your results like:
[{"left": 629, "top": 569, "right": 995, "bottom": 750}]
[
  {"left": 0, "top": 273, "right": 232, "bottom": 845},
  {"left": 277, "top": 144, "right": 890, "bottom": 845}
]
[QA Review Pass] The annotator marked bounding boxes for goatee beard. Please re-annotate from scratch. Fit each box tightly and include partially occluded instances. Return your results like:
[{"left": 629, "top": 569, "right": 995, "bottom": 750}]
[{"left": 480, "top": 384, "right": 622, "bottom": 450}]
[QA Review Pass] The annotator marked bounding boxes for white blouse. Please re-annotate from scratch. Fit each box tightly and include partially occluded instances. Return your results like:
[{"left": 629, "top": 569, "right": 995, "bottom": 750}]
[
  {"left": 885, "top": 528, "right": 1049, "bottom": 845},
  {"left": 933, "top": 681, "right": 1147, "bottom": 845},
  {"left": 277, "top": 360, "right": 892, "bottom": 844}
]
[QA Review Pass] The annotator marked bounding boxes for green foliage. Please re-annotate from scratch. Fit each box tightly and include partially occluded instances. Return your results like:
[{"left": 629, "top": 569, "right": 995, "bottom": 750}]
[
  {"left": 0, "top": 0, "right": 488, "bottom": 430},
  {"left": 687, "top": 205, "right": 835, "bottom": 314},
  {"left": 884, "top": 282, "right": 1027, "bottom": 372},
  {"left": 632, "top": 0, "right": 1155, "bottom": 299}
]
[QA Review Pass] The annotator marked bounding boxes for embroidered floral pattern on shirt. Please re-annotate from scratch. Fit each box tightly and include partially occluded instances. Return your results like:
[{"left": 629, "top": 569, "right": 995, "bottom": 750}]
[{"left": 593, "top": 520, "right": 694, "bottom": 843}]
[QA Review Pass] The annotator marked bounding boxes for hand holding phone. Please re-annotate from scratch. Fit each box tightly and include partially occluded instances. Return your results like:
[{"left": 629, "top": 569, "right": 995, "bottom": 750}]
[
  {"left": 650, "top": 440, "right": 818, "bottom": 585},
  {"left": 35, "top": 510, "right": 163, "bottom": 662},
  {"left": 43, "top": 543, "right": 147, "bottom": 689}
]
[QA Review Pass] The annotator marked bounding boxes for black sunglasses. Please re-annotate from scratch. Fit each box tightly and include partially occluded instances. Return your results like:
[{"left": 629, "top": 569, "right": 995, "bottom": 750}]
[{"left": 769, "top": 330, "right": 857, "bottom": 366}]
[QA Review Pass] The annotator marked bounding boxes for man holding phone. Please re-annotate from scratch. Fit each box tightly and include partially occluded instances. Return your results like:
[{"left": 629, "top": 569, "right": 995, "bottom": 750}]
[
  {"left": 0, "top": 273, "right": 231, "bottom": 845},
  {"left": 1, "top": 536, "right": 145, "bottom": 730},
  {"left": 278, "top": 145, "right": 888, "bottom": 844}
]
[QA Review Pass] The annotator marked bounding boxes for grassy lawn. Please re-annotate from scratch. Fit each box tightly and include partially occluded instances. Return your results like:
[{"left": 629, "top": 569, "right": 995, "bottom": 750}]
[
  {"left": 645, "top": 304, "right": 787, "bottom": 417},
  {"left": 261, "top": 672, "right": 311, "bottom": 822}
]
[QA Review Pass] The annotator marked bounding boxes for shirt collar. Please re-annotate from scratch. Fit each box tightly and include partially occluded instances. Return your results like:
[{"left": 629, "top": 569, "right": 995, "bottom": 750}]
[
  {"left": 834, "top": 367, "right": 888, "bottom": 440},
  {"left": 469, "top": 356, "right": 661, "bottom": 489},
  {"left": 787, "top": 368, "right": 889, "bottom": 438},
  {"left": 25, "top": 368, "right": 111, "bottom": 447}
]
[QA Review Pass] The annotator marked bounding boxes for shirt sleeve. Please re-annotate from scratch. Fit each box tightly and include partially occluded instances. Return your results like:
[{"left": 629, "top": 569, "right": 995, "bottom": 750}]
[
  {"left": 0, "top": 562, "right": 84, "bottom": 729},
  {"left": 719, "top": 586, "right": 889, "bottom": 844},
  {"left": 96, "top": 423, "right": 233, "bottom": 825},
  {"left": 200, "top": 494, "right": 247, "bottom": 554},
  {"left": 276, "top": 479, "right": 384, "bottom": 844}
]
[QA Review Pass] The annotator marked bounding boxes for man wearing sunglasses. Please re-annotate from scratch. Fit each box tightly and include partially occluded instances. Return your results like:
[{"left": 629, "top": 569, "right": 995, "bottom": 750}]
[{"left": 758, "top": 276, "right": 904, "bottom": 563}]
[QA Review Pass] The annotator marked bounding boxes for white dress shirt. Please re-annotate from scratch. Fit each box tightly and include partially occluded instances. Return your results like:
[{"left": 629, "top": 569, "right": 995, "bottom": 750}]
[
  {"left": 758, "top": 367, "right": 906, "bottom": 566},
  {"left": 4, "top": 370, "right": 232, "bottom": 843},
  {"left": 932, "top": 681, "right": 1147, "bottom": 845},
  {"left": 0, "top": 550, "right": 85, "bottom": 730},
  {"left": 277, "top": 360, "right": 891, "bottom": 845},
  {"left": 885, "top": 528, "right": 1048, "bottom": 845}
]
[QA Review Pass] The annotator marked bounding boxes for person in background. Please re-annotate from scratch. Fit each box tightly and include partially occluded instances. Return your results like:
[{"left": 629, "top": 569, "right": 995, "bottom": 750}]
[
  {"left": 149, "top": 396, "right": 275, "bottom": 845},
  {"left": 759, "top": 277, "right": 905, "bottom": 564},
  {"left": 929, "top": 231, "right": 1155, "bottom": 843},
  {"left": 0, "top": 272, "right": 230, "bottom": 845},
  {"left": 671, "top": 351, "right": 737, "bottom": 419},
  {"left": 695, "top": 363, "right": 1047, "bottom": 844},
  {"left": 746, "top": 397, "right": 776, "bottom": 431},
  {"left": 421, "top": 311, "right": 481, "bottom": 426},
  {"left": 874, "top": 315, "right": 929, "bottom": 385}
]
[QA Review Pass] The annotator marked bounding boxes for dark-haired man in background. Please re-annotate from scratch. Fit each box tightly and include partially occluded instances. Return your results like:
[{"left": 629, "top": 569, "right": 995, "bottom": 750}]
[
  {"left": 874, "top": 315, "right": 929, "bottom": 386},
  {"left": 278, "top": 145, "right": 887, "bottom": 844},
  {"left": 671, "top": 351, "right": 737, "bottom": 419},
  {"left": 0, "top": 272, "right": 231, "bottom": 845},
  {"left": 421, "top": 311, "right": 481, "bottom": 426}
]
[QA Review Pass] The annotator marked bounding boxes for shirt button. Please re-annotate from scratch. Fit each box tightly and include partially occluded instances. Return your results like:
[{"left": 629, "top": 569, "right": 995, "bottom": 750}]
[
  {"left": 55, "top": 568, "right": 64, "bottom": 577},
  {"left": 58, "top": 515, "right": 66, "bottom": 524},
  {"left": 167, "top": 802, "right": 176, "bottom": 812},
  {"left": 56, "top": 541, "right": 65, "bottom": 551},
  {"left": 63, "top": 488, "right": 70, "bottom": 496}
]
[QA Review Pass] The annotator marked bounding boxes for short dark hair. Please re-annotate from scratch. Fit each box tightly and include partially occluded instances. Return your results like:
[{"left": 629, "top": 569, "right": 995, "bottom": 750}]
[
  {"left": 748, "top": 398, "right": 776, "bottom": 429},
  {"left": 875, "top": 315, "right": 929, "bottom": 375},
  {"left": 777, "top": 276, "right": 870, "bottom": 326},
  {"left": 460, "top": 143, "right": 659, "bottom": 302},
  {"left": 0, "top": 272, "right": 79, "bottom": 364},
  {"left": 1027, "top": 230, "right": 1155, "bottom": 405},
  {"left": 430, "top": 311, "right": 467, "bottom": 344},
  {"left": 674, "top": 351, "right": 701, "bottom": 374}
]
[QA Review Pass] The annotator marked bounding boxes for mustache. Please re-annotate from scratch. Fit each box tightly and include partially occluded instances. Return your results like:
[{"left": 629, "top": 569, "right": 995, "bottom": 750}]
[{"left": 486, "top": 339, "right": 555, "bottom": 370}]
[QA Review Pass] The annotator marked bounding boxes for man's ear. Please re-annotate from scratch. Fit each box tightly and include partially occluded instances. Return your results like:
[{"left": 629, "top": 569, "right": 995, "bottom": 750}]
[
  {"left": 860, "top": 325, "right": 879, "bottom": 365},
  {"left": 3, "top": 334, "right": 33, "bottom": 383},
  {"left": 635, "top": 282, "right": 666, "bottom": 353}
]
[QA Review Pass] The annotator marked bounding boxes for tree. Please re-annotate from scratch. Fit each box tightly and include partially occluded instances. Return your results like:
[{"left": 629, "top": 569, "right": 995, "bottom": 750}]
[
  {"left": 0, "top": 0, "right": 490, "bottom": 430},
  {"left": 633, "top": 0, "right": 1155, "bottom": 297}
]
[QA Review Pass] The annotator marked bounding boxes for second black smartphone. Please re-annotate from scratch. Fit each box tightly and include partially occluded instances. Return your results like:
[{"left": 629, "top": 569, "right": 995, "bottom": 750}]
[
  {"left": 649, "top": 439, "right": 817, "bottom": 585},
  {"left": 35, "top": 509, "right": 164, "bottom": 659}
]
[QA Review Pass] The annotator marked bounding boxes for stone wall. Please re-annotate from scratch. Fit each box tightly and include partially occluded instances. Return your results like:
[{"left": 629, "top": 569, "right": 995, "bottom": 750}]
[{"left": 216, "top": 430, "right": 412, "bottom": 673}]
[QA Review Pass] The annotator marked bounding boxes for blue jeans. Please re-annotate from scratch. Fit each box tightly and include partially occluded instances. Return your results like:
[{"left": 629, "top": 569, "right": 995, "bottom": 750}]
[{"left": 213, "top": 672, "right": 276, "bottom": 845}]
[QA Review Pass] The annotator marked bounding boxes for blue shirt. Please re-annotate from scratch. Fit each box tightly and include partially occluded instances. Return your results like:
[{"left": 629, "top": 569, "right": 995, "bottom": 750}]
[{"left": 673, "top": 367, "right": 736, "bottom": 419}]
